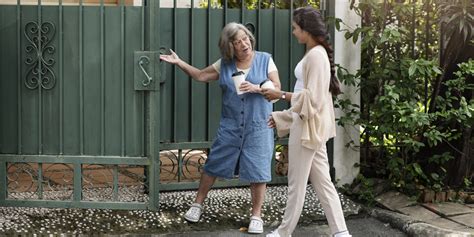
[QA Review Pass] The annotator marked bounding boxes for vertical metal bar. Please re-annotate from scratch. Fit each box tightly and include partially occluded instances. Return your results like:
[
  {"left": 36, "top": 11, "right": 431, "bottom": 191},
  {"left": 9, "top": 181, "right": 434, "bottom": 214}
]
[
  {"left": 0, "top": 161, "right": 6, "bottom": 201},
  {"left": 153, "top": 0, "right": 162, "bottom": 212},
  {"left": 270, "top": 0, "right": 276, "bottom": 181},
  {"left": 113, "top": 165, "right": 119, "bottom": 201},
  {"left": 172, "top": 0, "right": 177, "bottom": 142},
  {"left": 38, "top": 0, "right": 43, "bottom": 155},
  {"left": 289, "top": 0, "right": 293, "bottom": 91},
  {"left": 121, "top": 0, "right": 125, "bottom": 156},
  {"left": 224, "top": 0, "right": 227, "bottom": 24},
  {"left": 141, "top": 1, "right": 145, "bottom": 50},
  {"left": 100, "top": 0, "right": 105, "bottom": 156},
  {"left": 59, "top": 0, "right": 64, "bottom": 154},
  {"left": 38, "top": 163, "right": 43, "bottom": 199},
  {"left": 73, "top": 163, "right": 82, "bottom": 202},
  {"left": 257, "top": 0, "right": 261, "bottom": 50},
  {"left": 240, "top": 0, "right": 244, "bottom": 23},
  {"left": 326, "top": 0, "right": 335, "bottom": 181},
  {"left": 178, "top": 149, "right": 183, "bottom": 182},
  {"left": 272, "top": 0, "right": 276, "bottom": 57},
  {"left": 207, "top": 0, "right": 211, "bottom": 140},
  {"left": 147, "top": 0, "right": 161, "bottom": 211},
  {"left": 190, "top": 0, "right": 194, "bottom": 141},
  {"left": 79, "top": 0, "right": 84, "bottom": 155},
  {"left": 17, "top": 0, "right": 22, "bottom": 155},
  {"left": 141, "top": 0, "right": 146, "bottom": 157}
]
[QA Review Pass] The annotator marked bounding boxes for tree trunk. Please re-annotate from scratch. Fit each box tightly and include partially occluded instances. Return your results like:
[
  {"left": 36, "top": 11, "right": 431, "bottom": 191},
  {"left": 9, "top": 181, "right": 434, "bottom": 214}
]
[{"left": 447, "top": 128, "right": 473, "bottom": 187}]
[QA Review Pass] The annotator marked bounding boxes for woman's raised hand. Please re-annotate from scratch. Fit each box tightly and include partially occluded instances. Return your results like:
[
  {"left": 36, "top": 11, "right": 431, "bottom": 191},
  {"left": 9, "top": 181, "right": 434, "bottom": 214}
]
[{"left": 160, "top": 49, "right": 181, "bottom": 65}]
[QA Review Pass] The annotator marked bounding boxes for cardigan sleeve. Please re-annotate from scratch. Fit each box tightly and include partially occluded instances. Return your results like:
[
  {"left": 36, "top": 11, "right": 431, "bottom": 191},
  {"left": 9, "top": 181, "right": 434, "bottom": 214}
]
[
  {"left": 272, "top": 110, "right": 293, "bottom": 137},
  {"left": 290, "top": 48, "right": 330, "bottom": 120}
]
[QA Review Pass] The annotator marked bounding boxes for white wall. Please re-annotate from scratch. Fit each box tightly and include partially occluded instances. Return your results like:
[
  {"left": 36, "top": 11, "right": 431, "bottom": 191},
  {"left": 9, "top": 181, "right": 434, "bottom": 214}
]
[{"left": 333, "top": 0, "right": 360, "bottom": 186}]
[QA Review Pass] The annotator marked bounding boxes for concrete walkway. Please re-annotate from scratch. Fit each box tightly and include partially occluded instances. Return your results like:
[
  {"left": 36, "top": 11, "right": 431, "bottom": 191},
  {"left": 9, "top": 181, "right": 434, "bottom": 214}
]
[
  {"left": 373, "top": 191, "right": 474, "bottom": 236},
  {"left": 1, "top": 188, "right": 473, "bottom": 236}
]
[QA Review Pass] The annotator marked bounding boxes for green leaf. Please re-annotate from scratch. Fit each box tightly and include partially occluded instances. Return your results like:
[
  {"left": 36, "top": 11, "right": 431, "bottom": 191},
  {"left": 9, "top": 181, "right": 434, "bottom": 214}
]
[
  {"left": 433, "top": 66, "right": 442, "bottom": 75},
  {"left": 413, "top": 163, "right": 424, "bottom": 176},
  {"left": 408, "top": 64, "right": 417, "bottom": 77},
  {"left": 345, "top": 31, "right": 352, "bottom": 40},
  {"left": 353, "top": 29, "right": 360, "bottom": 44}
]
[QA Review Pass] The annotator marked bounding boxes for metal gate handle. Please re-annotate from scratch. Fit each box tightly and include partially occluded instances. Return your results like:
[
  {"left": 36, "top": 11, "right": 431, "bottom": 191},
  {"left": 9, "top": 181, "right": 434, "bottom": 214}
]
[{"left": 138, "top": 56, "right": 152, "bottom": 87}]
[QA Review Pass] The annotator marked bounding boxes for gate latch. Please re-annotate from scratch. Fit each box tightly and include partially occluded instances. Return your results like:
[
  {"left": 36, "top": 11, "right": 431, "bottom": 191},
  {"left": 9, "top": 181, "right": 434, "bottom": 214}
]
[{"left": 134, "top": 51, "right": 158, "bottom": 91}]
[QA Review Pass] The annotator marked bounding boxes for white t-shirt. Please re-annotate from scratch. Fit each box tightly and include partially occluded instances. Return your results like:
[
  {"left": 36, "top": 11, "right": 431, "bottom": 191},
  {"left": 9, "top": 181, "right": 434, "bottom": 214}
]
[
  {"left": 212, "top": 57, "right": 278, "bottom": 75},
  {"left": 293, "top": 59, "right": 304, "bottom": 93}
]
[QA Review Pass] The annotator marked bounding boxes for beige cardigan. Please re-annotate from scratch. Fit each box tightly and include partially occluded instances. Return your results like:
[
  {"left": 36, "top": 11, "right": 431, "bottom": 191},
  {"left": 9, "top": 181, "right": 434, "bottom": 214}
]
[{"left": 272, "top": 45, "right": 336, "bottom": 150}]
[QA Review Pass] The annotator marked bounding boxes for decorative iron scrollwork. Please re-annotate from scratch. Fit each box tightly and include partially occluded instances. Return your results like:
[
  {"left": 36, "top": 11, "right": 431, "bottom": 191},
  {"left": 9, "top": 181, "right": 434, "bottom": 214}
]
[
  {"left": 159, "top": 149, "right": 208, "bottom": 182},
  {"left": 7, "top": 163, "right": 38, "bottom": 199},
  {"left": 24, "top": 21, "right": 56, "bottom": 90}
]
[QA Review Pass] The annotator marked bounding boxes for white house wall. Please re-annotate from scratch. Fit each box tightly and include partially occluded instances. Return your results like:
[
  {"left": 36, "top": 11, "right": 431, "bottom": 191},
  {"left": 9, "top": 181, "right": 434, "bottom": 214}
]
[{"left": 333, "top": 0, "right": 361, "bottom": 186}]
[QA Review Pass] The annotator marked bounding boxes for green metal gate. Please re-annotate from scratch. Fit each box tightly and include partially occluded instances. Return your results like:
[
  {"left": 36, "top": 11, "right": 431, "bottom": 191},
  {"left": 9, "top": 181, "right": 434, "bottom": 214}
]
[{"left": 0, "top": 0, "right": 329, "bottom": 210}]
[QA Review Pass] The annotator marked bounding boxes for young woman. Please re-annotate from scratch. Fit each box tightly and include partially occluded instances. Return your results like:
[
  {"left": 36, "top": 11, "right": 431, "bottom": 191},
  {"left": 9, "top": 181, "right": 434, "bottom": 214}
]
[
  {"left": 262, "top": 7, "right": 351, "bottom": 237},
  {"left": 160, "top": 22, "right": 280, "bottom": 234}
]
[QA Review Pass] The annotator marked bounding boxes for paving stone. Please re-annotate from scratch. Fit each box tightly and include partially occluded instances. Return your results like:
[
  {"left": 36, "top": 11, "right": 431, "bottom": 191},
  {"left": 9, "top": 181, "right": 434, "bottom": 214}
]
[
  {"left": 397, "top": 205, "right": 440, "bottom": 221},
  {"left": 375, "top": 191, "right": 417, "bottom": 211},
  {"left": 467, "top": 204, "right": 474, "bottom": 209},
  {"left": 421, "top": 202, "right": 474, "bottom": 217},
  {"left": 450, "top": 213, "right": 474, "bottom": 229},
  {"left": 425, "top": 217, "right": 473, "bottom": 233}
]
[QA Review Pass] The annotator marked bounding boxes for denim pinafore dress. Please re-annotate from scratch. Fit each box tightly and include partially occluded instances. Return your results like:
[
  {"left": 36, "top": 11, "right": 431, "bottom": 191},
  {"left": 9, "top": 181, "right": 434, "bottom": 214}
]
[{"left": 203, "top": 51, "right": 274, "bottom": 182}]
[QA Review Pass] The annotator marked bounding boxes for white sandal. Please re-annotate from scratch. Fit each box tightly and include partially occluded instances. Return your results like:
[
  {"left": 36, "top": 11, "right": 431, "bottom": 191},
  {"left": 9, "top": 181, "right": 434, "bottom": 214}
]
[
  {"left": 184, "top": 203, "right": 203, "bottom": 222},
  {"left": 248, "top": 216, "right": 264, "bottom": 234}
]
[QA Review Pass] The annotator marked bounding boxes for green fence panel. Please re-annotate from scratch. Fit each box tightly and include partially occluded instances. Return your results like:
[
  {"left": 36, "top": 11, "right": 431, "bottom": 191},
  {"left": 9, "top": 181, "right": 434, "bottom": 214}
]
[
  {"left": 0, "top": 2, "right": 153, "bottom": 209},
  {"left": 0, "top": 0, "right": 332, "bottom": 209}
]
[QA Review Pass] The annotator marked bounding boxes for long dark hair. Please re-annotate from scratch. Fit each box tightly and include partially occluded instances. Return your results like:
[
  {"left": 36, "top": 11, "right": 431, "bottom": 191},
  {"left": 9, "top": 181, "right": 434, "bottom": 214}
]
[{"left": 293, "top": 7, "right": 342, "bottom": 96}]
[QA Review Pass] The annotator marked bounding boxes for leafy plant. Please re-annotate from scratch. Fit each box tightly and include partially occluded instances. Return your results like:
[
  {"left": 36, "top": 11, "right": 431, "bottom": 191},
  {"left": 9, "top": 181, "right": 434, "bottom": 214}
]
[
  {"left": 334, "top": 0, "right": 473, "bottom": 197},
  {"left": 342, "top": 174, "right": 377, "bottom": 206}
]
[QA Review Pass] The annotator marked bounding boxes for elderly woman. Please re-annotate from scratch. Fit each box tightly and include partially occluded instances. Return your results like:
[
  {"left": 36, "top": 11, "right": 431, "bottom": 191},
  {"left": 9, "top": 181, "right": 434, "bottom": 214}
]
[{"left": 160, "top": 22, "right": 280, "bottom": 234}]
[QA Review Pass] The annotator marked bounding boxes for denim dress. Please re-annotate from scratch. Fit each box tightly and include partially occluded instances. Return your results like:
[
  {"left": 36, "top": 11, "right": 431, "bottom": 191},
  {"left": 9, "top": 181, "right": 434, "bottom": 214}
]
[{"left": 203, "top": 51, "right": 274, "bottom": 182}]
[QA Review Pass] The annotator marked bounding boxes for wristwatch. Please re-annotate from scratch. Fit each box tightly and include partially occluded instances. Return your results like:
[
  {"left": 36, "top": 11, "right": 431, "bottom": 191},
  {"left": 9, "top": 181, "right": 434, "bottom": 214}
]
[{"left": 280, "top": 91, "right": 286, "bottom": 100}]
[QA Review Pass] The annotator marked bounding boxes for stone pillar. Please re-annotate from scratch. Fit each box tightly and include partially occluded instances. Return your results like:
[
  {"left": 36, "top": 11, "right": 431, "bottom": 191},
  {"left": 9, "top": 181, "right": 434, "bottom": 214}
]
[{"left": 331, "top": 0, "right": 361, "bottom": 186}]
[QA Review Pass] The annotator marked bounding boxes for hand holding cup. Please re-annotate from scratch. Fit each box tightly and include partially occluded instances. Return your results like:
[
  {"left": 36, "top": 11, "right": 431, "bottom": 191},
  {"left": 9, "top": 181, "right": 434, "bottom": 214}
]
[{"left": 232, "top": 71, "right": 246, "bottom": 95}]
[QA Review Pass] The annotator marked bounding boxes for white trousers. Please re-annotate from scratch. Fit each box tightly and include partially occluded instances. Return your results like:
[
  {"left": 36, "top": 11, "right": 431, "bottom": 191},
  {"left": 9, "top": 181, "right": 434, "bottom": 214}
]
[{"left": 277, "top": 113, "right": 348, "bottom": 237}]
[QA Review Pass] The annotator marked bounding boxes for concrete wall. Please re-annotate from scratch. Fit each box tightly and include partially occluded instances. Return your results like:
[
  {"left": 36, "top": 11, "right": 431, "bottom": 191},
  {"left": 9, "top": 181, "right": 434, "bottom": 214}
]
[{"left": 332, "top": 0, "right": 361, "bottom": 186}]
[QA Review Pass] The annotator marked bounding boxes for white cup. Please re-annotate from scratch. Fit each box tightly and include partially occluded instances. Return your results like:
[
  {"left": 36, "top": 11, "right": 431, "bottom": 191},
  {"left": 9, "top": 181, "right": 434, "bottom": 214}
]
[
  {"left": 232, "top": 71, "right": 246, "bottom": 95},
  {"left": 260, "top": 79, "right": 279, "bottom": 103}
]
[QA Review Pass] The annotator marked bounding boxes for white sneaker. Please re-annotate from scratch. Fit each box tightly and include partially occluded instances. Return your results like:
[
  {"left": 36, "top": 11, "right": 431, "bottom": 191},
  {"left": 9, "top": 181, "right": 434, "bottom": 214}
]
[
  {"left": 266, "top": 230, "right": 281, "bottom": 237},
  {"left": 183, "top": 203, "right": 202, "bottom": 222},
  {"left": 248, "top": 216, "right": 264, "bottom": 234},
  {"left": 334, "top": 230, "right": 352, "bottom": 237},
  {"left": 266, "top": 229, "right": 292, "bottom": 237}
]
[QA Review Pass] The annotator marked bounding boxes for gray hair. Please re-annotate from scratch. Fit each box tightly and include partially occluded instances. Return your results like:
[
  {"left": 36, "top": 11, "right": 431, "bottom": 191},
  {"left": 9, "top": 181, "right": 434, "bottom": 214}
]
[{"left": 219, "top": 22, "right": 256, "bottom": 61}]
